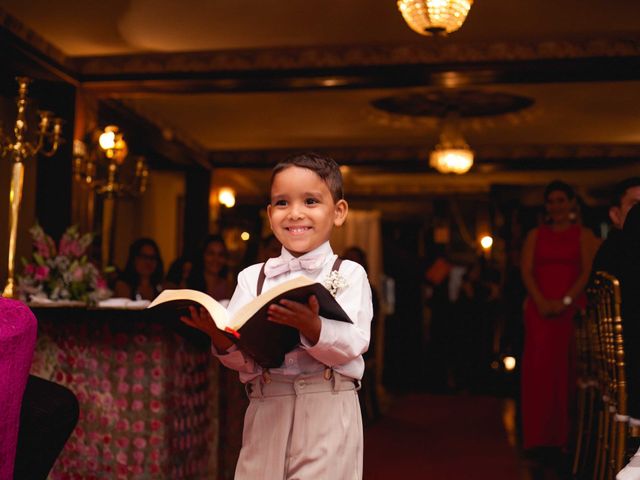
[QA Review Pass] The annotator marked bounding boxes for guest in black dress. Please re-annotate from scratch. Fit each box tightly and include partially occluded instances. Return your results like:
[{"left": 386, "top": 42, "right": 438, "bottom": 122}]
[{"left": 113, "top": 238, "right": 164, "bottom": 300}]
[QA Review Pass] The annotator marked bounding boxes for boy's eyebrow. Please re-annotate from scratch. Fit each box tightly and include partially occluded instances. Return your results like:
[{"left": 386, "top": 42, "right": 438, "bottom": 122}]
[
  {"left": 271, "top": 190, "right": 325, "bottom": 199},
  {"left": 303, "top": 190, "right": 324, "bottom": 197}
]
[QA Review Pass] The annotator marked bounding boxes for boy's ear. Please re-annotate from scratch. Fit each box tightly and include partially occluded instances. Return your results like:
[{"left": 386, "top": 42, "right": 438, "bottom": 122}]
[
  {"left": 267, "top": 204, "right": 273, "bottom": 228},
  {"left": 333, "top": 199, "right": 348, "bottom": 227}
]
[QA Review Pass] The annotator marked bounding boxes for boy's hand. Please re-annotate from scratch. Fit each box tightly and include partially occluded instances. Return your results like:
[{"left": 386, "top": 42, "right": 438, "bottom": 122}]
[
  {"left": 268, "top": 295, "right": 321, "bottom": 345},
  {"left": 180, "top": 306, "right": 234, "bottom": 351}
]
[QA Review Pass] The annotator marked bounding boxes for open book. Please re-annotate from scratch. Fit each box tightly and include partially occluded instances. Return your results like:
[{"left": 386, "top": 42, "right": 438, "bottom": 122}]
[{"left": 147, "top": 275, "right": 352, "bottom": 368}]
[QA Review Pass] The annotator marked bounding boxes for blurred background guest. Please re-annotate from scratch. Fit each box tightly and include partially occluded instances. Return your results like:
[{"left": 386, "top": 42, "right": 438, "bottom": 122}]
[
  {"left": 256, "top": 234, "right": 281, "bottom": 263},
  {"left": 520, "top": 180, "right": 594, "bottom": 460},
  {"left": 187, "top": 234, "right": 234, "bottom": 303},
  {"left": 113, "top": 238, "right": 164, "bottom": 301},
  {"left": 618, "top": 204, "right": 640, "bottom": 421},
  {"left": 163, "top": 255, "right": 192, "bottom": 290},
  {"left": 342, "top": 245, "right": 381, "bottom": 423},
  {"left": 592, "top": 176, "right": 640, "bottom": 276}
]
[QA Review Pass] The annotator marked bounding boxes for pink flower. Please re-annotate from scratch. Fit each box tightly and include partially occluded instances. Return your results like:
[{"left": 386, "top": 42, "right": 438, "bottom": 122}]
[
  {"left": 34, "top": 265, "right": 50, "bottom": 281},
  {"left": 133, "top": 451, "right": 145, "bottom": 465},
  {"left": 150, "top": 400, "right": 161, "bottom": 413},
  {"left": 150, "top": 419, "right": 161, "bottom": 431},
  {"left": 115, "top": 451, "right": 128, "bottom": 465},
  {"left": 96, "top": 277, "right": 108, "bottom": 289},
  {"left": 116, "top": 419, "right": 130, "bottom": 432},
  {"left": 116, "top": 437, "right": 130, "bottom": 448},
  {"left": 133, "top": 436, "right": 147, "bottom": 449},
  {"left": 34, "top": 238, "right": 54, "bottom": 259},
  {"left": 132, "top": 383, "right": 144, "bottom": 395},
  {"left": 70, "top": 265, "right": 85, "bottom": 282},
  {"left": 150, "top": 382, "right": 162, "bottom": 396}
]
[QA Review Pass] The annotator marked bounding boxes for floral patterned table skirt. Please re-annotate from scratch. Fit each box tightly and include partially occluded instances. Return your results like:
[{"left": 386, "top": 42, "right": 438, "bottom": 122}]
[{"left": 29, "top": 307, "right": 219, "bottom": 479}]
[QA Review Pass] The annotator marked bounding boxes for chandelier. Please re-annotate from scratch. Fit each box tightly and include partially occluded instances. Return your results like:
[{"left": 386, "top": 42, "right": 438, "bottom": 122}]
[
  {"left": 397, "top": 0, "right": 473, "bottom": 36},
  {"left": 73, "top": 125, "right": 149, "bottom": 268},
  {"left": 429, "top": 111, "right": 474, "bottom": 174}
]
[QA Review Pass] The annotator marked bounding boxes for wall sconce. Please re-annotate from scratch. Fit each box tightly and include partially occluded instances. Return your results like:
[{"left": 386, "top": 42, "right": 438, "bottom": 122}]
[
  {"left": 1, "top": 77, "right": 63, "bottom": 297},
  {"left": 73, "top": 125, "right": 149, "bottom": 268},
  {"left": 480, "top": 235, "right": 493, "bottom": 250},
  {"left": 218, "top": 187, "right": 236, "bottom": 208}
]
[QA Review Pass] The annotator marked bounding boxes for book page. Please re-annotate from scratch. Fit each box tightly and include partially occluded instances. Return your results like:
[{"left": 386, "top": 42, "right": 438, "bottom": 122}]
[
  {"left": 148, "top": 289, "right": 230, "bottom": 330},
  {"left": 229, "top": 275, "right": 316, "bottom": 330}
]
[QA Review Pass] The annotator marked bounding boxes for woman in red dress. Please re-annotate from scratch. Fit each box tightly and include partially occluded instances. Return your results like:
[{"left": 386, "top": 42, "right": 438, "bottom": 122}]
[{"left": 520, "top": 181, "right": 593, "bottom": 453}]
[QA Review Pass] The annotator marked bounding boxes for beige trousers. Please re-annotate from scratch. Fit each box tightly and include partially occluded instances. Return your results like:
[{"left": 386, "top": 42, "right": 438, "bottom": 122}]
[{"left": 234, "top": 369, "right": 363, "bottom": 480}]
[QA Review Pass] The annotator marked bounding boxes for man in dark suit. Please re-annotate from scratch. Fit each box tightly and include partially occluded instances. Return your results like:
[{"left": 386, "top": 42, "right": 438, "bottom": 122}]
[{"left": 592, "top": 177, "right": 640, "bottom": 277}]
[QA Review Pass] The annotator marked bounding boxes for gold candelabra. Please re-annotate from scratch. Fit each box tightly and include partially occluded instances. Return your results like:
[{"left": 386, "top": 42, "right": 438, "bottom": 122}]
[
  {"left": 1, "top": 77, "right": 63, "bottom": 298},
  {"left": 73, "top": 126, "right": 149, "bottom": 269}
]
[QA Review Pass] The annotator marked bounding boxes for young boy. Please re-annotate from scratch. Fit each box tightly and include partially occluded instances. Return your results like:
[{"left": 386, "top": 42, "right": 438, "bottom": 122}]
[{"left": 182, "top": 153, "right": 373, "bottom": 479}]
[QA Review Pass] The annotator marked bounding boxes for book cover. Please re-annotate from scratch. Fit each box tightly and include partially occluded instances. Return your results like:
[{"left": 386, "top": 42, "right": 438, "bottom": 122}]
[{"left": 148, "top": 276, "right": 352, "bottom": 368}]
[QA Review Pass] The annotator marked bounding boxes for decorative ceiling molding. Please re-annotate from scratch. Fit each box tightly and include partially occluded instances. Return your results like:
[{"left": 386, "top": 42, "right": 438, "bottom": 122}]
[
  {"left": 208, "top": 144, "right": 640, "bottom": 169},
  {"left": 73, "top": 38, "right": 640, "bottom": 77},
  {"left": 0, "top": 7, "right": 70, "bottom": 69},
  {"left": 370, "top": 90, "right": 534, "bottom": 118}
]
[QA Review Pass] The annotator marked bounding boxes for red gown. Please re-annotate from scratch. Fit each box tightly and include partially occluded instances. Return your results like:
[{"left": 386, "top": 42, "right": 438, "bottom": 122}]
[{"left": 521, "top": 223, "right": 582, "bottom": 450}]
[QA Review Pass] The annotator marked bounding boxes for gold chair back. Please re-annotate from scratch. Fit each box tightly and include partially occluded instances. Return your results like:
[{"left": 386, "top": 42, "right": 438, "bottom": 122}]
[{"left": 593, "top": 271, "right": 627, "bottom": 478}]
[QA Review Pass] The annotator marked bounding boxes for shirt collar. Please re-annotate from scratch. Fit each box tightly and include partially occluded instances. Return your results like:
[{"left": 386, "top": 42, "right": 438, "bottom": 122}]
[{"left": 280, "top": 241, "right": 333, "bottom": 263}]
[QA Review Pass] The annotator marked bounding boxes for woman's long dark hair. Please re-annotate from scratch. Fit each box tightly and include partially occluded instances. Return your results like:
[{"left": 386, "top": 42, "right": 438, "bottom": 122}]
[
  {"left": 120, "top": 238, "right": 164, "bottom": 290},
  {"left": 187, "top": 234, "right": 228, "bottom": 292}
]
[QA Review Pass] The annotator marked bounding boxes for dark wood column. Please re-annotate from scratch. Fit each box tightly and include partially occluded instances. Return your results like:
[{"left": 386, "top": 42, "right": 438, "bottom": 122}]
[
  {"left": 33, "top": 80, "right": 75, "bottom": 240},
  {"left": 183, "top": 167, "right": 211, "bottom": 256}
]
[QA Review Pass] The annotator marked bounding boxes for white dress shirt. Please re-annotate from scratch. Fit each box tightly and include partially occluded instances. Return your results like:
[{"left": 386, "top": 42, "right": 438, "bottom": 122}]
[{"left": 214, "top": 241, "right": 372, "bottom": 383}]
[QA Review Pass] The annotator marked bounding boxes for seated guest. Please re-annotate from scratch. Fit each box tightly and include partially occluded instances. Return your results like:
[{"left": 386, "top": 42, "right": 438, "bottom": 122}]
[
  {"left": 113, "top": 238, "right": 164, "bottom": 300},
  {"left": 163, "top": 255, "right": 192, "bottom": 290},
  {"left": 14, "top": 376, "right": 79, "bottom": 480},
  {"left": 592, "top": 176, "right": 640, "bottom": 277},
  {"left": 187, "top": 234, "right": 234, "bottom": 302}
]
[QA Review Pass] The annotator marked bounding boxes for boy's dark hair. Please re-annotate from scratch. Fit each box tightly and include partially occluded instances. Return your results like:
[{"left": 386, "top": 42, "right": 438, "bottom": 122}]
[
  {"left": 612, "top": 177, "right": 640, "bottom": 207},
  {"left": 544, "top": 180, "right": 575, "bottom": 201},
  {"left": 270, "top": 152, "right": 344, "bottom": 202}
]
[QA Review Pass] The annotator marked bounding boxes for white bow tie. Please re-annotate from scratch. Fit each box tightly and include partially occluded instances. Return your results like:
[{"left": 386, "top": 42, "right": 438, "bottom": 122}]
[{"left": 263, "top": 255, "right": 325, "bottom": 278}]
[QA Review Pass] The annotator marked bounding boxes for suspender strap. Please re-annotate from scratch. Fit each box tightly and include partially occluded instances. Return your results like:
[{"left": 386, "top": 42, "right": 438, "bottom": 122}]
[
  {"left": 257, "top": 263, "right": 267, "bottom": 296},
  {"left": 256, "top": 256, "right": 343, "bottom": 296},
  {"left": 331, "top": 256, "right": 343, "bottom": 272}
]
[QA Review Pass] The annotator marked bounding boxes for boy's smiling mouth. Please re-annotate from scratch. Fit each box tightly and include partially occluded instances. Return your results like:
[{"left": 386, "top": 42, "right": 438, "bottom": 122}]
[{"left": 286, "top": 226, "right": 311, "bottom": 235}]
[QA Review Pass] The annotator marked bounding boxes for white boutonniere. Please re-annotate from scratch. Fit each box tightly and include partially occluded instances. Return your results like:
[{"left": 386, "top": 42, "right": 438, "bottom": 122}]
[{"left": 323, "top": 270, "right": 348, "bottom": 297}]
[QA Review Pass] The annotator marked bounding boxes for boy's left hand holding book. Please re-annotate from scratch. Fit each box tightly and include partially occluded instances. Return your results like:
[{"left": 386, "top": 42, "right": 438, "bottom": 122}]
[
  {"left": 181, "top": 306, "right": 234, "bottom": 351},
  {"left": 267, "top": 295, "right": 321, "bottom": 345}
]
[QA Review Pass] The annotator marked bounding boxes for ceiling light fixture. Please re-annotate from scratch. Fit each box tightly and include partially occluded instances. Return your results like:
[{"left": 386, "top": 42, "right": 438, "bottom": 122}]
[
  {"left": 429, "top": 111, "right": 474, "bottom": 174},
  {"left": 397, "top": 0, "right": 473, "bottom": 36}
]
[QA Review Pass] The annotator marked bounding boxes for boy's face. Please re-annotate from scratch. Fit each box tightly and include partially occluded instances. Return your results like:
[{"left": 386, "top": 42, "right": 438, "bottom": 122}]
[{"left": 267, "top": 166, "right": 347, "bottom": 257}]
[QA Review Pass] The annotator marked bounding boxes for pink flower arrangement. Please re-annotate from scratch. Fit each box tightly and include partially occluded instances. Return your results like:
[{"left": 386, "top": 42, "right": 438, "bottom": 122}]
[{"left": 17, "top": 224, "right": 111, "bottom": 304}]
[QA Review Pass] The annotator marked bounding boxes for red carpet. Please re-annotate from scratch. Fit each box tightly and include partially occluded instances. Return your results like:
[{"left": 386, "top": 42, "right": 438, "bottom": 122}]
[{"left": 363, "top": 394, "right": 523, "bottom": 480}]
